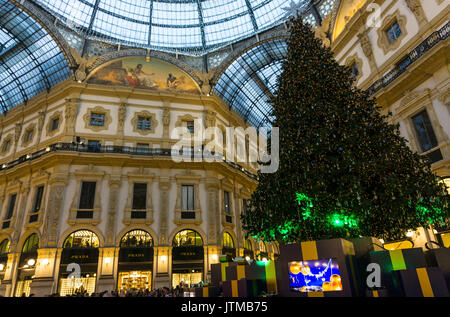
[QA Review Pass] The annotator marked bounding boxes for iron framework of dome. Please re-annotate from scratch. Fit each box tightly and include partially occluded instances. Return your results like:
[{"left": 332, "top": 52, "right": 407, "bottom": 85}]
[
  {"left": 0, "top": 0, "right": 71, "bottom": 113},
  {"left": 30, "top": 0, "right": 314, "bottom": 56}
]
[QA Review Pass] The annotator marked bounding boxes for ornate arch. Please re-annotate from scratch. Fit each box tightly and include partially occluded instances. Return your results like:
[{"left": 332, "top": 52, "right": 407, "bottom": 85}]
[
  {"left": 115, "top": 225, "right": 158, "bottom": 248},
  {"left": 168, "top": 225, "right": 207, "bottom": 247},
  {"left": 57, "top": 225, "right": 105, "bottom": 248},
  {"left": 16, "top": 230, "right": 41, "bottom": 253}
]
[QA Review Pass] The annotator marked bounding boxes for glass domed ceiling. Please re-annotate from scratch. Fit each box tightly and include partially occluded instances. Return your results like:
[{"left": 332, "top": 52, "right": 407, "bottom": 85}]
[{"left": 31, "top": 0, "right": 312, "bottom": 55}]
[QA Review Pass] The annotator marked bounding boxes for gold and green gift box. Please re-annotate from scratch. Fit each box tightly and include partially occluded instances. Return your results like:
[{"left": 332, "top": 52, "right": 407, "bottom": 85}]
[{"left": 393, "top": 267, "right": 449, "bottom": 297}]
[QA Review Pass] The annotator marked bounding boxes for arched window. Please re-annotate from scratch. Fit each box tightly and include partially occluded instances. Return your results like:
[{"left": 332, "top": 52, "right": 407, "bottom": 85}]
[
  {"left": 63, "top": 230, "right": 99, "bottom": 248},
  {"left": 120, "top": 230, "right": 153, "bottom": 248},
  {"left": 222, "top": 232, "right": 234, "bottom": 248},
  {"left": 258, "top": 240, "right": 266, "bottom": 253},
  {"left": 243, "top": 239, "right": 252, "bottom": 251},
  {"left": 0, "top": 239, "right": 10, "bottom": 255},
  {"left": 172, "top": 230, "right": 203, "bottom": 247},
  {"left": 22, "top": 234, "right": 39, "bottom": 254}
]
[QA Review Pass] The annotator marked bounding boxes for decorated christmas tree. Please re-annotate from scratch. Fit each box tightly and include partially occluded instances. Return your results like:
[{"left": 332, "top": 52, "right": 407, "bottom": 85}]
[{"left": 242, "top": 17, "right": 449, "bottom": 243}]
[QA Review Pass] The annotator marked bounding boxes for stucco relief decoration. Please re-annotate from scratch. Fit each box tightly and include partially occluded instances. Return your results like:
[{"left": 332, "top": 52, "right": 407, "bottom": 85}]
[{"left": 87, "top": 58, "right": 201, "bottom": 95}]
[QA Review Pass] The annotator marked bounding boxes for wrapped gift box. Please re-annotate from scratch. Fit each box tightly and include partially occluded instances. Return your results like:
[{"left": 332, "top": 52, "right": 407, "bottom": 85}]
[
  {"left": 425, "top": 248, "right": 450, "bottom": 289},
  {"left": 368, "top": 248, "right": 427, "bottom": 296},
  {"left": 211, "top": 262, "right": 238, "bottom": 287},
  {"left": 365, "top": 289, "right": 389, "bottom": 297},
  {"left": 222, "top": 278, "right": 268, "bottom": 297},
  {"left": 394, "top": 267, "right": 449, "bottom": 297},
  {"left": 278, "top": 239, "right": 358, "bottom": 297},
  {"left": 194, "top": 286, "right": 220, "bottom": 297}
]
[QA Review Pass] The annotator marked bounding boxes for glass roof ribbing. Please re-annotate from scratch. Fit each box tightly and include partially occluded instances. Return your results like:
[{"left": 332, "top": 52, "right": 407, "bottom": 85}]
[
  {"left": 214, "top": 39, "right": 287, "bottom": 128},
  {"left": 31, "top": 0, "right": 312, "bottom": 56},
  {"left": 0, "top": 0, "right": 71, "bottom": 113}
]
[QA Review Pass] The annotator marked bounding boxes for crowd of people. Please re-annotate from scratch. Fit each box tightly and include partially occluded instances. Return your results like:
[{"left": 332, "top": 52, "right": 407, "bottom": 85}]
[{"left": 45, "top": 286, "right": 197, "bottom": 297}]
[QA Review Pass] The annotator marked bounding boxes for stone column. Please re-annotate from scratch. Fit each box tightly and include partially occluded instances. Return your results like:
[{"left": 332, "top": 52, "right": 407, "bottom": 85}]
[
  {"left": 96, "top": 247, "right": 117, "bottom": 293},
  {"left": 0, "top": 252, "right": 20, "bottom": 297},
  {"left": 153, "top": 246, "right": 170, "bottom": 289},
  {"left": 162, "top": 103, "right": 171, "bottom": 148},
  {"left": 205, "top": 180, "right": 219, "bottom": 245},
  {"left": 29, "top": 248, "right": 58, "bottom": 297}
]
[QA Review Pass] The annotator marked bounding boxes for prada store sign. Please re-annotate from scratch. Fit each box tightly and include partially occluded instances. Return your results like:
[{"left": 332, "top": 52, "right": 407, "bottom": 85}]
[
  {"left": 61, "top": 248, "right": 99, "bottom": 264},
  {"left": 172, "top": 246, "right": 204, "bottom": 261},
  {"left": 119, "top": 248, "right": 154, "bottom": 263}
]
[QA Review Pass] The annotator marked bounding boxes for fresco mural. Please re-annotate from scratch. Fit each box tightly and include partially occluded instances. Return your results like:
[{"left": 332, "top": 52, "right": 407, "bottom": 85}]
[{"left": 87, "top": 58, "right": 200, "bottom": 94}]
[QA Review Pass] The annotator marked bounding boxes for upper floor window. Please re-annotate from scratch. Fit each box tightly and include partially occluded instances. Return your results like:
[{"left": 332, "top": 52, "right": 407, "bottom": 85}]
[
  {"left": 412, "top": 110, "right": 438, "bottom": 152},
  {"left": 24, "top": 129, "right": 34, "bottom": 143},
  {"left": 50, "top": 118, "right": 60, "bottom": 131},
  {"left": 181, "top": 185, "right": 194, "bottom": 211},
  {"left": 242, "top": 199, "right": 249, "bottom": 216},
  {"left": 5, "top": 194, "right": 17, "bottom": 220},
  {"left": 31, "top": 186, "right": 44, "bottom": 213},
  {"left": 386, "top": 21, "right": 402, "bottom": 43},
  {"left": 137, "top": 117, "right": 152, "bottom": 130},
  {"left": 132, "top": 183, "right": 147, "bottom": 210},
  {"left": 224, "top": 191, "right": 231, "bottom": 215},
  {"left": 87, "top": 140, "right": 101, "bottom": 152},
  {"left": 2, "top": 140, "right": 11, "bottom": 153},
  {"left": 79, "top": 182, "right": 96, "bottom": 210},
  {"left": 136, "top": 143, "right": 150, "bottom": 154},
  {"left": 186, "top": 121, "right": 194, "bottom": 134},
  {"left": 90, "top": 113, "right": 105, "bottom": 127},
  {"left": 350, "top": 62, "right": 359, "bottom": 79}
]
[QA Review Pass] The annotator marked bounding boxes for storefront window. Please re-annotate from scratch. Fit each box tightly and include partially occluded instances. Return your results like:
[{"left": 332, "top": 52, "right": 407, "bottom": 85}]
[
  {"left": 16, "top": 234, "right": 39, "bottom": 297},
  {"left": 118, "top": 230, "right": 154, "bottom": 292},
  {"left": 172, "top": 229, "right": 204, "bottom": 288},
  {"left": 0, "top": 239, "right": 10, "bottom": 285},
  {"left": 59, "top": 230, "right": 100, "bottom": 296}
]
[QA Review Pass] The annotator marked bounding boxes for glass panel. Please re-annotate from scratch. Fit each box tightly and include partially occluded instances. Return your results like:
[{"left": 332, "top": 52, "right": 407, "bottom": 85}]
[
  {"left": 137, "top": 117, "right": 152, "bottom": 130},
  {"left": 132, "top": 183, "right": 147, "bottom": 210},
  {"left": 172, "top": 272, "right": 202, "bottom": 288},
  {"left": 118, "top": 271, "right": 152, "bottom": 291},
  {"left": 51, "top": 118, "right": 59, "bottom": 131},
  {"left": 32, "top": 186, "right": 44, "bottom": 213},
  {"left": 173, "top": 230, "right": 203, "bottom": 247},
  {"left": 182, "top": 185, "right": 194, "bottom": 210},
  {"left": 79, "top": 182, "right": 96, "bottom": 210},
  {"left": 5, "top": 194, "right": 16, "bottom": 220},
  {"left": 224, "top": 191, "right": 231, "bottom": 215},
  {"left": 412, "top": 110, "right": 438, "bottom": 152},
  {"left": 58, "top": 276, "right": 96, "bottom": 296},
  {"left": 222, "top": 232, "right": 234, "bottom": 248},
  {"left": 22, "top": 234, "right": 39, "bottom": 253},
  {"left": 120, "top": 230, "right": 153, "bottom": 247},
  {"left": 63, "top": 230, "right": 100, "bottom": 248},
  {"left": 90, "top": 113, "right": 105, "bottom": 126}
]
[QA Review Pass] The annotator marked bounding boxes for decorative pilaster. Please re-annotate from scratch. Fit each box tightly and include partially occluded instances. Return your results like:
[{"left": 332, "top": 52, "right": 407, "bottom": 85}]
[
  {"left": 105, "top": 177, "right": 121, "bottom": 245},
  {"left": 158, "top": 179, "right": 171, "bottom": 246},
  {"left": 162, "top": 102, "right": 171, "bottom": 147},
  {"left": 405, "top": 0, "right": 427, "bottom": 28},
  {"left": 42, "top": 176, "right": 68, "bottom": 247},
  {"left": 117, "top": 103, "right": 127, "bottom": 145},
  {"left": 206, "top": 181, "right": 219, "bottom": 244},
  {"left": 63, "top": 98, "right": 79, "bottom": 142},
  {"left": 357, "top": 28, "right": 378, "bottom": 73},
  {"left": 11, "top": 183, "right": 30, "bottom": 249}
]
